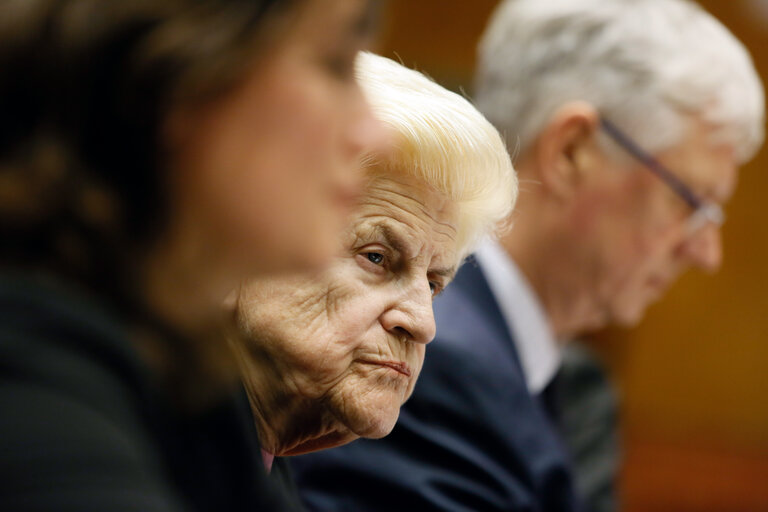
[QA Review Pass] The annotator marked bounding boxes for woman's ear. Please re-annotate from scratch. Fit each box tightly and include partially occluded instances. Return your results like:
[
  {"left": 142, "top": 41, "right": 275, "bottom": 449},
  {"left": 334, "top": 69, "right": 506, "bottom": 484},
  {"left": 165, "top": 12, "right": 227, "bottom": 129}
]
[
  {"left": 222, "top": 285, "right": 240, "bottom": 313},
  {"left": 532, "top": 101, "right": 601, "bottom": 200}
]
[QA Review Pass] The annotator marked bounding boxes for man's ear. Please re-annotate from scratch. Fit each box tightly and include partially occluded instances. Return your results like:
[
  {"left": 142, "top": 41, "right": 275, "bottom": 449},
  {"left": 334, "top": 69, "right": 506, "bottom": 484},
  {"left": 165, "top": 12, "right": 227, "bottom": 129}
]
[{"left": 531, "top": 101, "right": 601, "bottom": 200}]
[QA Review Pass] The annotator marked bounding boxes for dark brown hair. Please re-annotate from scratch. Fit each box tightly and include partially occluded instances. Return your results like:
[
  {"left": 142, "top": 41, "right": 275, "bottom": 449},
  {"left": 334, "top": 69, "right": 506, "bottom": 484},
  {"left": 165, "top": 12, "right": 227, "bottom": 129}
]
[
  {"left": 0, "top": 0, "right": 297, "bottom": 286},
  {"left": 0, "top": 0, "right": 302, "bottom": 406}
]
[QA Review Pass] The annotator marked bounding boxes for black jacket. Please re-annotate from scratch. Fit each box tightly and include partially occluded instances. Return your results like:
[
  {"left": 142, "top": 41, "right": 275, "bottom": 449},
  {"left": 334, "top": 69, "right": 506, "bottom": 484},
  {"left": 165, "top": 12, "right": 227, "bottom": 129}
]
[{"left": 0, "top": 271, "right": 301, "bottom": 511}]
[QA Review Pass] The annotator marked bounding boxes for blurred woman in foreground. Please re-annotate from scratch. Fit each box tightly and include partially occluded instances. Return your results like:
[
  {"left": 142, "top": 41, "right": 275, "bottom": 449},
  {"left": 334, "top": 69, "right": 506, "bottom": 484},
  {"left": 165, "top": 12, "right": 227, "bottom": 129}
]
[
  {"left": 0, "top": 1, "right": 385, "bottom": 510},
  {"left": 231, "top": 53, "right": 517, "bottom": 474}
]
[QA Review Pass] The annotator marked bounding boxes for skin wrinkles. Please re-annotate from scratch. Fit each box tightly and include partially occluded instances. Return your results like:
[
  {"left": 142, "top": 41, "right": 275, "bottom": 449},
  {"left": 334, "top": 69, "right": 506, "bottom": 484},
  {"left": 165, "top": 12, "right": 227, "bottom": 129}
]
[
  {"left": 234, "top": 170, "right": 459, "bottom": 456},
  {"left": 354, "top": 177, "right": 459, "bottom": 276},
  {"left": 361, "top": 180, "right": 460, "bottom": 234},
  {"left": 350, "top": 220, "right": 457, "bottom": 294}
]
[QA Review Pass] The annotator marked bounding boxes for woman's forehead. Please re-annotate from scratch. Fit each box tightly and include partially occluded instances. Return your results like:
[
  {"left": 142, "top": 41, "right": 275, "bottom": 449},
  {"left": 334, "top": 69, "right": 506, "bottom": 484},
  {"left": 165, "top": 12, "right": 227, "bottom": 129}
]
[{"left": 360, "top": 173, "right": 456, "bottom": 220}]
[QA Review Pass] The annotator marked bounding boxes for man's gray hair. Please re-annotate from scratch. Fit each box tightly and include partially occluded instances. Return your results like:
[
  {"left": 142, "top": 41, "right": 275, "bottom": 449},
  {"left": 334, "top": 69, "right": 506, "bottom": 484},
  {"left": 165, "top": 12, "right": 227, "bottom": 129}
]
[{"left": 475, "top": 0, "right": 764, "bottom": 162}]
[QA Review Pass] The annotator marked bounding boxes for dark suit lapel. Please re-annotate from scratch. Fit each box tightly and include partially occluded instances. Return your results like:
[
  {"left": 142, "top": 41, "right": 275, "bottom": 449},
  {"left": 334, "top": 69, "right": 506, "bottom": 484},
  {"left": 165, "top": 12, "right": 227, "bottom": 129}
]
[{"left": 435, "top": 256, "right": 525, "bottom": 375}]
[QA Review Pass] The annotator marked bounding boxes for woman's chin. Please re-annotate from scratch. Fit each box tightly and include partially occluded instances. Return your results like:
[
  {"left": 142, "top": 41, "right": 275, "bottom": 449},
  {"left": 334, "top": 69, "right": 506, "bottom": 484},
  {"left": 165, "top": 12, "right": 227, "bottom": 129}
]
[
  {"left": 284, "top": 430, "right": 359, "bottom": 456},
  {"left": 349, "top": 409, "right": 401, "bottom": 440}
]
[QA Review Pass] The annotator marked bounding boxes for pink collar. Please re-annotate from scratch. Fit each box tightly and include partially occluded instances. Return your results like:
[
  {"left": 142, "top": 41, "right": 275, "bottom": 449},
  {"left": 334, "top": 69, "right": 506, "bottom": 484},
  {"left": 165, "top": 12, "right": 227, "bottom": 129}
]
[{"left": 260, "top": 449, "right": 275, "bottom": 474}]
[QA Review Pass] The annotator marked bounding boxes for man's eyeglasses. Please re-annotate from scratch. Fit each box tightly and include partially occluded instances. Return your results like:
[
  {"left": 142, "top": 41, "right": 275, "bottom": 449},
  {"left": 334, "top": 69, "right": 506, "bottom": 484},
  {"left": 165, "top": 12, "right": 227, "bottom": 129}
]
[{"left": 599, "top": 118, "right": 724, "bottom": 234}]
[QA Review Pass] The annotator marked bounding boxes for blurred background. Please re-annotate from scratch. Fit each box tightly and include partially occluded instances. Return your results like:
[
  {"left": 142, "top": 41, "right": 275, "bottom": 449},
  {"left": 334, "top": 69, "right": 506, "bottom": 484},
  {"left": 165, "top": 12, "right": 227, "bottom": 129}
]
[{"left": 372, "top": 1, "right": 768, "bottom": 511}]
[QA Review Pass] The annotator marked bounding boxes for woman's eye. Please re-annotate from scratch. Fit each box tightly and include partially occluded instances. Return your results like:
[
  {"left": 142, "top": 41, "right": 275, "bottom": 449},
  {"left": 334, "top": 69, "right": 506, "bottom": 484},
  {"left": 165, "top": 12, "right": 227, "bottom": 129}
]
[
  {"left": 366, "top": 252, "right": 385, "bottom": 265},
  {"left": 356, "top": 250, "right": 387, "bottom": 275},
  {"left": 325, "top": 55, "right": 355, "bottom": 80}
]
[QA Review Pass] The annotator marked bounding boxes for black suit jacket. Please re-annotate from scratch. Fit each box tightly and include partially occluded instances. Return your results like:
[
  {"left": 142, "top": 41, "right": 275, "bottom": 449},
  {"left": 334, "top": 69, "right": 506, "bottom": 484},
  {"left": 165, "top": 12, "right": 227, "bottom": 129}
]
[
  {"left": 0, "top": 272, "right": 301, "bottom": 511},
  {"left": 291, "top": 260, "right": 579, "bottom": 511}
]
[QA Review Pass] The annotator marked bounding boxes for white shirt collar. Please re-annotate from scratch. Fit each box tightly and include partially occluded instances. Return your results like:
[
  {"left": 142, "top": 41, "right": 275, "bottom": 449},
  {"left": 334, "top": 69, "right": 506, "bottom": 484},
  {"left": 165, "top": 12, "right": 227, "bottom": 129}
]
[{"left": 474, "top": 238, "right": 561, "bottom": 394}]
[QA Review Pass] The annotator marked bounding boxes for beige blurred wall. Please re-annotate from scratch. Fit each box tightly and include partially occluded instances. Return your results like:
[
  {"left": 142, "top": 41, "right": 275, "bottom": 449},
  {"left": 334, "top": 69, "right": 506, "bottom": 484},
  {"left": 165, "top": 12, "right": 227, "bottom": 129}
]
[{"left": 375, "top": 1, "right": 768, "bottom": 510}]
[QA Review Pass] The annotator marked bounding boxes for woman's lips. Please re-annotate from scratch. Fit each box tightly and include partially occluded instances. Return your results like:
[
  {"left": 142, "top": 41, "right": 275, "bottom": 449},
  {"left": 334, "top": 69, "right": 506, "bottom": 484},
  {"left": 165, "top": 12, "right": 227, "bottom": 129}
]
[{"left": 361, "top": 360, "right": 412, "bottom": 377}]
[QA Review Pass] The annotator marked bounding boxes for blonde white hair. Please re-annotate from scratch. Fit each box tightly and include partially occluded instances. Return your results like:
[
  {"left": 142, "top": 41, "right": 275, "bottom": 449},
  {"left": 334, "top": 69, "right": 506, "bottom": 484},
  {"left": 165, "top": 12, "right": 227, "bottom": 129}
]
[
  {"left": 475, "top": 0, "right": 764, "bottom": 163},
  {"left": 355, "top": 52, "right": 517, "bottom": 260}
]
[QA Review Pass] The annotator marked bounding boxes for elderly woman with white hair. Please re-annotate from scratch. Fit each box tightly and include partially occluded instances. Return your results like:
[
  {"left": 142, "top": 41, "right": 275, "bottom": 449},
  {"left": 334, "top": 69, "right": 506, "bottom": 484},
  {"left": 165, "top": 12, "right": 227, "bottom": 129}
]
[
  {"left": 282, "top": 1, "right": 765, "bottom": 511},
  {"left": 227, "top": 52, "right": 516, "bottom": 476}
]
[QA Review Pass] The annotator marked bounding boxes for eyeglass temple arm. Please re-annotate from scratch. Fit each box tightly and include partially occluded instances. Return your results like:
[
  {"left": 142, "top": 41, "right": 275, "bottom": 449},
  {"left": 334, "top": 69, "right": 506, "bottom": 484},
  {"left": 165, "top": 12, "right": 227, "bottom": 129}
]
[{"left": 599, "top": 118, "right": 701, "bottom": 210}]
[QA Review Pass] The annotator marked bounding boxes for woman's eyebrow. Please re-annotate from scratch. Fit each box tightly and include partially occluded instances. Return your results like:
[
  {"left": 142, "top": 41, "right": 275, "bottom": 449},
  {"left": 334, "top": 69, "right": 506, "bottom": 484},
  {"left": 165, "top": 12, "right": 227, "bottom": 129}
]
[
  {"left": 370, "top": 223, "right": 408, "bottom": 256},
  {"left": 339, "top": 0, "right": 381, "bottom": 41},
  {"left": 431, "top": 266, "right": 457, "bottom": 281},
  {"left": 353, "top": 0, "right": 382, "bottom": 37},
  {"left": 370, "top": 222, "right": 457, "bottom": 279}
]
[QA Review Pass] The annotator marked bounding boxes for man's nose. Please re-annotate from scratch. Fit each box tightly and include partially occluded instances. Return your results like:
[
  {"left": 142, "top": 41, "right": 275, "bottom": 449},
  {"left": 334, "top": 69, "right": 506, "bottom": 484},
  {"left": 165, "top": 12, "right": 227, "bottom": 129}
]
[{"left": 679, "top": 223, "right": 722, "bottom": 273}]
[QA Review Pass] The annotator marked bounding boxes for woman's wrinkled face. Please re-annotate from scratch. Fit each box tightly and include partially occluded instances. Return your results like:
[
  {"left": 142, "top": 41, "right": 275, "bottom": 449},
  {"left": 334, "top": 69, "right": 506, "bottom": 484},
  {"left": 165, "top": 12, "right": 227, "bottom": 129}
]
[
  {"left": 167, "top": 0, "right": 389, "bottom": 276},
  {"left": 238, "top": 171, "right": 459, "bottom": 449}
]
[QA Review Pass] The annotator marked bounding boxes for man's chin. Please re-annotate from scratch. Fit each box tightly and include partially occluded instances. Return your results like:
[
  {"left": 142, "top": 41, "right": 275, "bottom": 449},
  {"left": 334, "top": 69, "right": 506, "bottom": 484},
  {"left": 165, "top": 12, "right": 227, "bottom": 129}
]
[
  {"left": 610, "top": 301, "right": 650, "bottom": 328},
  {"left": 579, "top": 297, "right": 650, "bottom": 334}
]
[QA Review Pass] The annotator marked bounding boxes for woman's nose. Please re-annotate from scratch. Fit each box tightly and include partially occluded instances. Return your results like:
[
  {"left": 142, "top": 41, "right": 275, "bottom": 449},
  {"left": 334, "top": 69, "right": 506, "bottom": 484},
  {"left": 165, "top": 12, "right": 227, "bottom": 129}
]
[{"left": 379, "top": 283, "right": 436, "bottom": 345}]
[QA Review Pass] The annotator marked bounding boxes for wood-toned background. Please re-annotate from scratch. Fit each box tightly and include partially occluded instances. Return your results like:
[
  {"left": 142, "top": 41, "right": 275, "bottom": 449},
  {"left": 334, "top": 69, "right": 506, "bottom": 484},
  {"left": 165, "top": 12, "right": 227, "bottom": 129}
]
[{"left": 374, "top": 1, "right": 768, "bottom": 510}]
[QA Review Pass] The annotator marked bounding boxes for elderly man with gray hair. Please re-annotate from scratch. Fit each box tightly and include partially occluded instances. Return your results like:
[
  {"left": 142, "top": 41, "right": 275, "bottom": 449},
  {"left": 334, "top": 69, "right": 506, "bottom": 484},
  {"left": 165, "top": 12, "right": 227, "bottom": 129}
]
[{"left": 290, "top": 1, "right": 765, "bottom": 511}]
